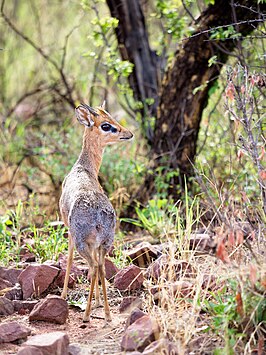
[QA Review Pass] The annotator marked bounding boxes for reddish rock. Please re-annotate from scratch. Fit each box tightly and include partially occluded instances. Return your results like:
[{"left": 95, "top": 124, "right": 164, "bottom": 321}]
[
  {"left": 124, "top": 242, "right": 158, "bottom": 268},
  {"left": 53, "top": 269, "right": 75, "bottom": 289},
  {"left": 18, "top": 264, "right": 60, "bottom": 299},
  {"left": 17, "top": 346, "right": 43, "bottom": 355},
  {"left": 4, "top": 284, "right": 23, "bottom": 300},
  {"left": 146, "top": 255, "right": 195, "bottom": 281},
  {"left": 0, "top": 296, "right": 15, "bottom": 315},
  {"left": 29, "top": 295, "right": 68, "bottom": 324},
  {"left": 150, "top": 281, "right": 194, "bottom": 304},
  {"left": 121, "top": 315, "right": 160, "bottom": 352},
  {"left": 0, "top": 277, "right": 12, "bottom": 291},
  {"left": 58, "top": 254, "right": 87, "bottom": 278},
  {"left": 119, "top": 296, "right": 142, "bottom": 313},
  {"left": 0, "top": 267, "right": 22, "bottom": 285},
  {"left": 114, "top": 265, "right": 144, "bottom": 291},
  {"left": 0, "top": 321, "right": 31, "bottom": 343},
  {"left": 126, "top": 308, "right": 146, "bottom": 328},
  {"left": 13, "top": 300, "right": 39, "bottom": 313},
  {"left": 105, "top": 258, "right": 119, "bottom": 281},
  {"left": 18, "top": 332, "right": 69, "bottom": 355},
  {"left": 143, "top": 338, "right": 179, "bottom": 354}
]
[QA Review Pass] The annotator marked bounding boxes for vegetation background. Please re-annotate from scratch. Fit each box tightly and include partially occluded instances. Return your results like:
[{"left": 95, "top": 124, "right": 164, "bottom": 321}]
[{"left": 0, "top": 0, "right": 265, "bottom": 354}]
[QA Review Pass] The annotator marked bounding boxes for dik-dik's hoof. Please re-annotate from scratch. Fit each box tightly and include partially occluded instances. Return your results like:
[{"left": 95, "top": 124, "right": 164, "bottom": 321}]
[
  {"left": 61, "top": 292, "right": 67, "bottom": 299},
  {"left": 83, "top": 314, "right": 90, "bottom": 323}
]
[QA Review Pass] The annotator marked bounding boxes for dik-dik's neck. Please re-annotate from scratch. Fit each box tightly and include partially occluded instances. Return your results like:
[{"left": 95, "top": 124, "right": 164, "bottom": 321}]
[{"left": 76, "top": 127, "right": 104, "bottom": 177}]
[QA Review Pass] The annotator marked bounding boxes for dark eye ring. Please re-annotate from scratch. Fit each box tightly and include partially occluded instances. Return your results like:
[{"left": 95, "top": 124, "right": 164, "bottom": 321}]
[
  {"left": 101, "top": 123, "right": 118, "bottom": 133},
  {"left": 101, "top": 123, "right": 111, "bottom": 132}
]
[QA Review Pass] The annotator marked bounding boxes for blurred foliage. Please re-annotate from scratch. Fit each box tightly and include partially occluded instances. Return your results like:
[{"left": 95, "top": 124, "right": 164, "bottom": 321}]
[{"left": 0, "top": 0, "right": 265, "bottom": 224}]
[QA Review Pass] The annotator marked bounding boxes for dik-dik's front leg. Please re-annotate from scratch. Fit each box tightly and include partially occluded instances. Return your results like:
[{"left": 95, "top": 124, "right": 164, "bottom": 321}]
[{"left": 61, "top": 233, "right": 74, "bottom": 299}]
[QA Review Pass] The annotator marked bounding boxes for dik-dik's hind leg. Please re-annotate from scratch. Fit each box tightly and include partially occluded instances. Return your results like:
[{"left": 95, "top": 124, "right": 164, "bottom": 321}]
[
  {"left": 98, "top": 247, "right": 111, "bottom": 323},
  {"left": 83, "top": 263, "right": 98, "bottom": 322},
  {"left": 61, "top": 233, "right": 74, "bottom": 299},
  {"left": 94, "top": 250, "right": 100, "bottom": 308}
]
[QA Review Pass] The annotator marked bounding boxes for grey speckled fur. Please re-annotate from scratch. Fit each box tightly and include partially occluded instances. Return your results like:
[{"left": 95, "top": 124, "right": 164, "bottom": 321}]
[{"left": 60, "top": 162, "right": 116, "bottom": 265}]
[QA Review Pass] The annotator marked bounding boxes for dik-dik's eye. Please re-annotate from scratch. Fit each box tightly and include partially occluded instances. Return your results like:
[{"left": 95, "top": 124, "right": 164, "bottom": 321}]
[{"left": 100, "top": 123, "right": 118, "bottom": 133}]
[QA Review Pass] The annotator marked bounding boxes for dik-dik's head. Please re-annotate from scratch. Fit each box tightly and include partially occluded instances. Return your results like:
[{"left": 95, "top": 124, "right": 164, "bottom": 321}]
[{"left": 75, "top": 103, "right": 133, "bottom": 146}]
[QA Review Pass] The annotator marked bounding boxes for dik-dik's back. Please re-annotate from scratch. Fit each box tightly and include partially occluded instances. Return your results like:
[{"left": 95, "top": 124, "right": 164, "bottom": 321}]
[{"left": 60, "top": 103, "right": 133, "bottom": 323}]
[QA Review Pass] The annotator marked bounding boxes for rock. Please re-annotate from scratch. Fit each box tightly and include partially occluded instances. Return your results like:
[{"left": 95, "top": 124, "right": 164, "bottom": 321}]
[
  {"left": 114, "top": 265, "right": 144, "bottom": 291},
  {"left": 189, "top": 234, "right": 216, "bottom": 254},
  {"left": 21, "top": 253, "right": 36, "bottom": 263},
  {"left": 0, "top": 296, "right": 15, "bottom": 315},
  {"left": 58, "top": 254, "right": 87, "bottom": 278},
  {"left": 145, "top": 255, "right": 195, "bottom": 282},
  {"left": 18, "top": 264, "right": 60, "bottom": 299},
  {"left": 4, "top": 284, "right": 23, "bottom": 300},
  {"left": 143, "top": 338, "right": 179, "bottom": 354},
  {"left": 105, "top": 258, "right": 119, "bottom": 281},
  {"left": 119, "top": 296, "right": 143, "bottom": 313},
  {"left": 53, "top": 269, "right": 75, "bottom": 289},
  {"left": 13, "top": 300, "right": 39, "bottom": 313},
  {"left": 18, "top": 332, "right": 69, "bottom": 355},
  {"left": 124, "top": 242, "right": 158, "bottom": 268},
  {"left": 17, "top": 346, "right": 43, "bottom": 355},
  {"left": 29, "top": 295, "right": 68, "bottom": 324},
  {"left": 0, "top": 267, "right": 22, "bottom": 285},
  {"left": 126, "top": 308, "right": 146, "bottom": 328},
  {"left": 150, "top": 281, "right": 194, "bottom": 304},
  {"left": 68, "top": 343, "right": 82, "bottom": 355},
  {"left": 0, "top": 321, "right": 31, "bottom": 343},
  {"left": 0, "top": 277, "right": 12, "bottom": 291},
  {"left": 121, "top": 315, "right": 160, "bottom": 352}
]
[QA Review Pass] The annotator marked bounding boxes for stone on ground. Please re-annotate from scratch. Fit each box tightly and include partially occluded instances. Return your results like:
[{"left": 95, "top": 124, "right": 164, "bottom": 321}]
[
  {"left": 18, "top": 264, "right": 59, "bottom": 299},
  {"left": 0, "top": 267, "right": 22, "bottom": 285},
  {"left": 142, "top": 338, "right": 179, "bottom": 354},
  {"left": 0, "top": 321, "right": 31, "bottom": 343},
  {"left": 0, "top": 277, "right": 12, "bottom": 291},
  {"left": 17, "top": 331, "right": 69, "bottom": 355},
  {"left": 124, "top": 242, "right": 158, "bottom": 268},
  {"left": 114, "top": 265, "right": 144, "bottom": 291},
  {"left": 126, "top": 308, "right": 146, "bottom": 328},
  {"left": 121, "top": 315, "right": 160, "bottom": 352},
  {"left": 119, "top": 296, "right": 142, "bottom": 313},
  {"left": 29, "top": 295, "right": 68, "bottom": 324},
  {"left": 146, "top": 255, "right": 195, "bottom": 281},
  {"left": 0, "top": 296, "right": 15, "bottom": 316},
  {"left": 53, "top": 269, "right": 75, "bottom": 289},
  {"left": 13, "top": 300, "right": 39, "bottom": 313},
  {"left": 104, "top": 258, "right": 119, "bottom": 280},
  {"left": 4, "top": 283, "right": 22, "bottom": 300}
]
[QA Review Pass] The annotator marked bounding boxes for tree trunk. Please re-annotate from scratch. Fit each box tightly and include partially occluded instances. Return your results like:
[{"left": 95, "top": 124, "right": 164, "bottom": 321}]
[
  {"left": 152, "top": 0, "right": 265, "bottom": 191},
  {"left": 106, "top": 0, "right": 159, "bottom": 142},
  {"left": 106, "top": 0, "right": 266, "bottom": 201}
]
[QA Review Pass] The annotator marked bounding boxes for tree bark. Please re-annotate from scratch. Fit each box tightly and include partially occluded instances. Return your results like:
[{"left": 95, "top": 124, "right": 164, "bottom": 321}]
[
  {"left": 152, "top": 0, "right": 266, "bottom": 190},
  {"left": 106, "top": 0, "right": 266, "bottom": 201},
  {"left": 106, "top": 0, "right": 159, "bottom": 142}
]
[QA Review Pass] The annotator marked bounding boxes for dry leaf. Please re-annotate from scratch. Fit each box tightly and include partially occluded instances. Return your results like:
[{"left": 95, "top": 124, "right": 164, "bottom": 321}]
[
  {"left": 228, "top": 231, "right": 235, "bottom": 247},
  {"left": 216, "top": 241, "right": 230, "bottom": 263},
  {"left": 225, "top": 82, "right": 235, "bottom": 101},
  {"left": 258, "top": 146, "right": 265, "bottom": 161},
  {"left": 236, "top": 292, "right": 244, "bottom": 317},
  {"left": 249, "top": 263, "right": 257, "bottom": 287},
  {"left": 259, "top": 170, "right": 266, "bottom": 181}
]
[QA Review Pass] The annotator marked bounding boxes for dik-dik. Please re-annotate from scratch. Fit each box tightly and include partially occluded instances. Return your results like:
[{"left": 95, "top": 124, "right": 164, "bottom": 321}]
[{"left": 60, "top": 103, "right": 133, "bottom": 323}]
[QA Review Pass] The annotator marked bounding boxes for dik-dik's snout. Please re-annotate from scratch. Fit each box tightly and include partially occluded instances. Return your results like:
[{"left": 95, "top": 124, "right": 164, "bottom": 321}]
[{"left": 120, "top": 130, "right": 134, "bottom": 141}]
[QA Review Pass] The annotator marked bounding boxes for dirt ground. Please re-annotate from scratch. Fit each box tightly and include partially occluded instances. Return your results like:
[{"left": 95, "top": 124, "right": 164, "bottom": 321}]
[{"left": 0, "top": 286, "right": 133, "bottom": 355}]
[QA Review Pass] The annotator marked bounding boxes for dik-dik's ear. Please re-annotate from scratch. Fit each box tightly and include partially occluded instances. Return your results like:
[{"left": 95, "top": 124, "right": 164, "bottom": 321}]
[{"left": 75, "top": 104, "right": 95, "bottom": 128}]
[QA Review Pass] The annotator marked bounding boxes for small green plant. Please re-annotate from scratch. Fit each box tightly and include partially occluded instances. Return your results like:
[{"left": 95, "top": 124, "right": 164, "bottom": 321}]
[
  {"left": 26, "top": 222, "right": 68, "bottom": 262},
  {"left": 203, "top": 278, "right": 266, "bottom": 354},
  {"left": 121, "top": 198, "right": 179, "bottom": 238}
]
